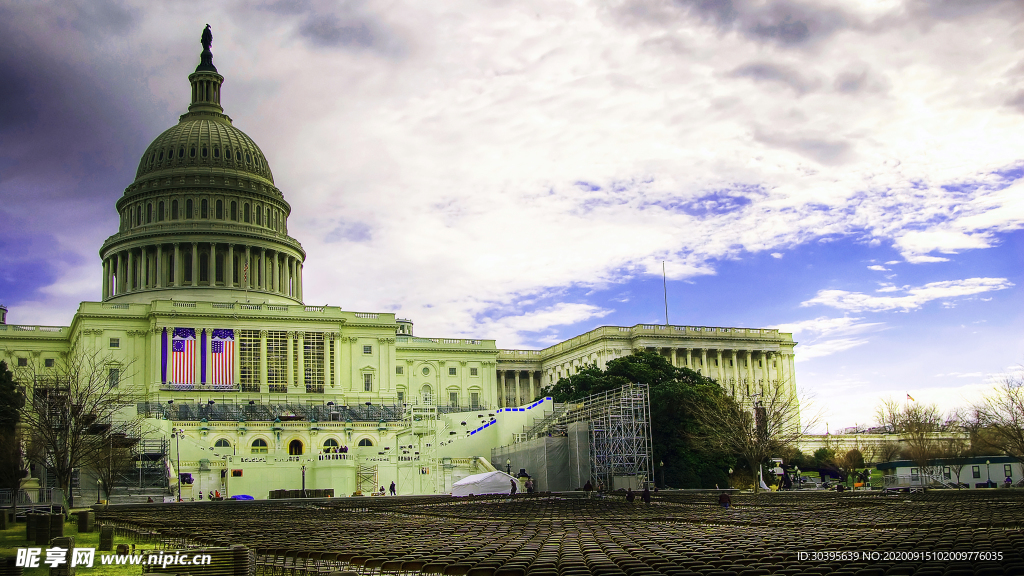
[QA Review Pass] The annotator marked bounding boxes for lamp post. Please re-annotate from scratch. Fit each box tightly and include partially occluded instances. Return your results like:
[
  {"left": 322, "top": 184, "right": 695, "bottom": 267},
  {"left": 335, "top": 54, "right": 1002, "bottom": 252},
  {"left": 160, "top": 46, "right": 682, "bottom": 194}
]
[
  {"left": 659, "top": 460, "right": 664, "bottom": 489},
  {"left": 506, "top": 458, "right": 511, "bottom": 475},
  {"left": 173, "top": 428, "right": 182, "bottom": 502},
  {"left": 96, "top": 479, "right": 102, "bottom": 505},
  {"left": 986, "top": 460, "right": 991, "bottom": 488},
  {"left": 301, "top": 464, "right": 307, "bottom": 498}
]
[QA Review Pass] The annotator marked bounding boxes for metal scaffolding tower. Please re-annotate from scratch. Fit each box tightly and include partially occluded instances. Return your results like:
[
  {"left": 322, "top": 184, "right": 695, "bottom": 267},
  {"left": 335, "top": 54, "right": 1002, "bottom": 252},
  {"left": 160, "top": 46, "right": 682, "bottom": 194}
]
[{"left": 540, "top": 384, "right": 653, "bottom": 490}]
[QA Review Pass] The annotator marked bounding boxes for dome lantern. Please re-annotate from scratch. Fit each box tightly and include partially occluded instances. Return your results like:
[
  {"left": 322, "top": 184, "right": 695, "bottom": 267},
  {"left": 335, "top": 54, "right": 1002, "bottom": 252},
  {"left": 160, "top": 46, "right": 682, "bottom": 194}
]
[{"left": 187, "top": 25, "right": 224, "bottom": 116}]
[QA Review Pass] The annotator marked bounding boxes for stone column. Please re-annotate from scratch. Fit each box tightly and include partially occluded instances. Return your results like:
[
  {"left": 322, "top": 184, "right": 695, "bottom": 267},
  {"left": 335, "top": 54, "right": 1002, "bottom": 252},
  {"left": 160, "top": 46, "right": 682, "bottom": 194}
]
[
  {"left": 244, "top": 246, "right": 251, "bottom": 289},
  {"left": 333, "top": 333, "right": 342, "bottom": 389},
  {"left": 515, "top": 370, "right": 523, "bottom": 406},
  {"left": 261, "top": 248, "right": 268, "bottom": 291},
  {"left": 191, "top": 243, "right": 199, "bottom": 287},
  {"left": 297, "top": 332, "right": 306, "bottom": 393},
  {"left": 272, "top": 252, "right": 279, "bottom": 294},
  {"left": 102, "top": 258, "right": 110, "bottom": 299},
  {"left": 226, "top": 244, "right": 234, "bottom": 288},
  {"left": 685, "top": 348, "right": 692, "bottom": 369},
  {"left": 716, "top": 349, "right": 724, "bottom": 382},
  {"left": 701, "top": 349, "right": 708, "bottom": 377},
  {"left": 173, "top": 243, "right": 181, "bottom": 287},
  {"left": 730, "top": 350, "right": 739, "bottom": 396},
  {"left": 496, "top": 371, "right": 504, "bottom": 408},
  {"left": 209, "top": 243, "right": 217, "bottom": 287},
  {"left": 670, "top": 348, "right": 677, "bottom": 368},
  {"left": 259, "top": 330, "right": 268, "bottom": 394},
  {"left": 127, "top": 249, "right": 136, "bottom": 291},
  {"left": 156, "top": 244, "right": 164, "bottom": 288},
  {"left": 297, "top": 263, "right": 304, "bottom": 301},
  {"left": 746, "top": 350, "right": 754, "bottom": 396},
  {"left": 529, "top": 371, "right": 536, "bottom": 401}
]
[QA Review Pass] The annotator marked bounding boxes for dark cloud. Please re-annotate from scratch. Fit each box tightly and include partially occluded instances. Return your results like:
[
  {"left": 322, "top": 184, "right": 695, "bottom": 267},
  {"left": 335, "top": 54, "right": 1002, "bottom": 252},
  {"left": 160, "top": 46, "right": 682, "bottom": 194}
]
[
  {"left": 295, "top": 12, "right": 405, "bottom": 57},
  {"left": 669, "top": 0, "right": 850, "bottom": 47},
  {"left": 0, "top": 211, "right": 66, "bottom": 306},
  {"left": 833, "top": 67, "right": 889, "bottom": 95},
  {"left": 299, "top": 14, "right": 375, "bottom": 48},
  {"left": 325, "top": 221, "right": 373, "bottom": 243},
  {"left": 729, "top": 62, "right": 817, "bottom": 94},
  {"left": 754, "top": 129, "right": 854, "bottom": 165}
]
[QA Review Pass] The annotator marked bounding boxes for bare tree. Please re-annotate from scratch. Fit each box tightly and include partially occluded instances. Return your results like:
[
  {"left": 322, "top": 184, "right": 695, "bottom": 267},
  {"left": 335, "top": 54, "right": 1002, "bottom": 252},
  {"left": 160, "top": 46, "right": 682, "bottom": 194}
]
[
  {"left": 974, "top": 371, "right": 1024, "bottom": 461},
  {"left": 863, "top": 439, "right": 901, "bottom": 465},
  {"left": 12, "top": 348, "right": 142, "bottom": 509},
  {"left": 875, "top": 399, "right": 949, "bottom": 480},
  {"left": 691, "top": 378, "right": 814, "bottom": 494},
  {"left": 95, "top": 431, "right": 140, "bottom": 503}
]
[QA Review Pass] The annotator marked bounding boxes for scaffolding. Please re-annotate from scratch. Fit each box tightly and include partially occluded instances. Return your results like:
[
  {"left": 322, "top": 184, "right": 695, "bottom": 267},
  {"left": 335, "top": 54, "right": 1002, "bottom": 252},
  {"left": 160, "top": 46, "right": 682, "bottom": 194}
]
[{"left": 525, "top": 384, "right": 653, "bottom": 490}]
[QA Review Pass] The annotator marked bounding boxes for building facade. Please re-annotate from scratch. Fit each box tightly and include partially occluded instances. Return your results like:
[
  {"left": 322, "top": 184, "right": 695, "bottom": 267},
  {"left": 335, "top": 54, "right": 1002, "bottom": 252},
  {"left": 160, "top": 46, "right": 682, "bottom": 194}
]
[{"left": 0, "top": 34, "right": 797, "bottom": 499}]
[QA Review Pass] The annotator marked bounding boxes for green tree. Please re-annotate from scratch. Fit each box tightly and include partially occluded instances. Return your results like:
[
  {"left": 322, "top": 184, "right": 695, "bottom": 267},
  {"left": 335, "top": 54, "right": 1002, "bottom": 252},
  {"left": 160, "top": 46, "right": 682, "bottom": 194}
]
[
  {"left": 542, "top": 351, "right": 737, "bottom": 489},
  {"left": 0, "top": 360, "right": 28, "bottom": 520}
]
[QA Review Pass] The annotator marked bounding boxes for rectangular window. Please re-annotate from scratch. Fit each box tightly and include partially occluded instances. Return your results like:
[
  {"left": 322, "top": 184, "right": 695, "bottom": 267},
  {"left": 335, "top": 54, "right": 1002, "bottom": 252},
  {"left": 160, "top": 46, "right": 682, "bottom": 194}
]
[
  {"left": 44, "top": 358, "right": 54, "bottom": 368},
  {"left": 470, "top": 367, "right": 478, "bottom": 376},
  {"left": 396, "top": 366, "right": 404, "bottom": 375},
  {"left": 363, "top": 345, "right": 372, "bottom": 355},
  {"left": 972, "top": 466, "right": 981, "bottom": 479},
  {"left": 471, "top": 392, "right": 480, "bottom": 409},
  {"left": 108, "top": 368, "right": 120, "bottom": 388},
  {"left": 17, "top": 358, "right": 26, "bottom": 367},
  {"left": 450, "top": 392, "right": 459, "bottom": 407},
  {"left": 363, "top": 373, "right": 372, "bottom": 392},
  {"left": 266, "top": 331, "right": 287, "bottom": 393},
  {"left": 397, "top": 391, "right": 405, "bottom": 404},
  {"left": 231, "top": 469, "right": 242, "bottom": 478},
  {"left": 448, "top": 367, "right": 457, "bottom": 376},
  {"left": 109, "top": 338, "right": 120, "bottom": 348},
  {"left": 304, "top": 332, "right": 325, "bottom": 393},
  {"left": 943, "top": 467, "right": 951, "bottom": 480},
  {"left": 239, "top": 330, "right": 261, "bottom": 393},
  {"left": 1006, "top": 464, "right": 1013, "bottom": 477},
  {"left": 910, "top": 467, "right": 919, "bottom": 481}
]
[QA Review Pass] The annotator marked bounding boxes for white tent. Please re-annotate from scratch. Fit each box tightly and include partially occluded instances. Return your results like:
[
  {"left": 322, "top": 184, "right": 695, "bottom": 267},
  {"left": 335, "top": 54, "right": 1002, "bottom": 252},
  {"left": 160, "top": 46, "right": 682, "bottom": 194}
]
[{"left": 451, "top": 471, "right": 518, "bottom": 497}]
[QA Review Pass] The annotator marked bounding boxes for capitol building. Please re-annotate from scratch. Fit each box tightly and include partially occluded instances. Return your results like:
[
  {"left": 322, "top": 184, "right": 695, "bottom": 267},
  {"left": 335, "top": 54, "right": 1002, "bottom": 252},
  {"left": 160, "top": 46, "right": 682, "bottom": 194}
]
[{"left": 0, "top": 33, "right": 797, "bottom": 500}]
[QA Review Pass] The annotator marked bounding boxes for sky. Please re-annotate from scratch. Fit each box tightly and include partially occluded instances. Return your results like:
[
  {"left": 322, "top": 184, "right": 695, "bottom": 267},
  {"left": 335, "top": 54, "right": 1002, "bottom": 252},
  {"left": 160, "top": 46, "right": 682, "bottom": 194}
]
[{"left": 1, "top": 0, "right": 1022, "bottom": 433}]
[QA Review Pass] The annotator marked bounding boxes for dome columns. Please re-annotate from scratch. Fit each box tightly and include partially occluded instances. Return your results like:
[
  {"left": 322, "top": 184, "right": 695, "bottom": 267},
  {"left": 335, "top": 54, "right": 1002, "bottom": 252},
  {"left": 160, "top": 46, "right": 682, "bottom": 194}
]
[{"left": 102, "top": 241, "right": 304, "bottom": 303}]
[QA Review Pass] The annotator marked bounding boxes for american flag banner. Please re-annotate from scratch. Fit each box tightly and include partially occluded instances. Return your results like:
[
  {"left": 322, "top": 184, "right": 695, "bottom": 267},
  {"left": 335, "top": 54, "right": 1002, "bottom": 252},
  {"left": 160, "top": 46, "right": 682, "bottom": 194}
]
[
  {"left": 171, "top": 328, "right": 196, "bottom": 386},
  {"left": 211, "top": 329, "right": 235, "bottom": 387}
]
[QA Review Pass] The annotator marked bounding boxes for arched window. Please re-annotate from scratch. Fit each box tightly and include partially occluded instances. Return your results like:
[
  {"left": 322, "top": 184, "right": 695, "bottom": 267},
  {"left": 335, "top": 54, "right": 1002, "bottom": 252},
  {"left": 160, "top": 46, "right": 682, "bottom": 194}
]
[
  {"left": 216, "top": 199, "right": 223, "bottom": 219},
  {"left": 236, "top": 150, "right": 241, "bottom": 162},
  {"left": 251, "top": 439, "right": 268, "bottom": 454},
  {"left": 146, "top": 203, "right": 153, "bottom": 223},
  {"left": 255, "top": 205, "right": 262, "bottom": 226},
  {"left": 136, "top": 206, "right": 142, "bottom": 226},
  {"left": 358, "top": 438, "right": 374, "bottom": 447},
  {"left": 189, "top": 146, "right": 196, "bottom": 158},
  {"left": 323, "top": 438, "right": 339, "bottom": 452},
  {"left": 171, "top": 200, "right": 178, "bottom": 220},
  {"left": 201, "top": 146, "right": 208, "bottom": 158},
  {"left": 288, "top": 439, "right": 303, "bottom": 455},
  {"left": 178, "top": 146, "right": 185, "bottom": 158},
  {"left": 214, "top": 439, "right": 231, "bottom": 448},
  {"left": 244, "top": 203, "right": 250, "bottom": 223},
  {"left": 199, "top": 253, "right": 209, "bottom": 282},
  {"left": 213, "top": 146, "right": 220, "bottom": 159},
  {"left": 265, "top": 208, "right": 271, "bottom": 228},
  {"left": 201, "top": 199, "right": 208, "bottom": 218},
  {"left": 230, "top": 201, "right": 238, "bottom": 221},
  {"left": 157, "top": 201, "right": 164, "bottom": 221},
  {"left": 185, "top": 199, "right": 193, "bottom": 219},
  {"left": 159, "top": 150, "right": 164, "bottom": 161}
]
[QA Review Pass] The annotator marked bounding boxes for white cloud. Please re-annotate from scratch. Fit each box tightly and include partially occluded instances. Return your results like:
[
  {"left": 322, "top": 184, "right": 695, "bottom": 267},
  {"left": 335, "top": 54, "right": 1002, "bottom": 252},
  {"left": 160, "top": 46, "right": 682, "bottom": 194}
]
[
  {"left": 802, "top": 278, "right": 1013, "bottom": 312},
  {"left": 770, "top": 252, "right": 784, "bottom": 259},
  {"left": 867, "top": 264, "right": 888, "bottom": 271},
  {"left": 772, "top": 316, "right": 884, "bottom": 361}
]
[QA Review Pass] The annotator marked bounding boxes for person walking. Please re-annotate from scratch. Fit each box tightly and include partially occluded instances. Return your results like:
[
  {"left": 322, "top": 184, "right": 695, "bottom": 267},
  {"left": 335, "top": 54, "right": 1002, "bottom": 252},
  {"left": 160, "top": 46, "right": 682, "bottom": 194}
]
[
  {"left": 718, "top": 492, "right": 732, "bottom": 509},
  {"left": 641, "top": 485, "right": 651, "bottom": 505},
  {"left": 626, "top": 488, "right": 635, "bottom": 503},
  {"left": 509, "top": 479, "right": 518, "bottom": 496},
  {"left": 389, "top": 481, "right": 396, "bottom": 496}
]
